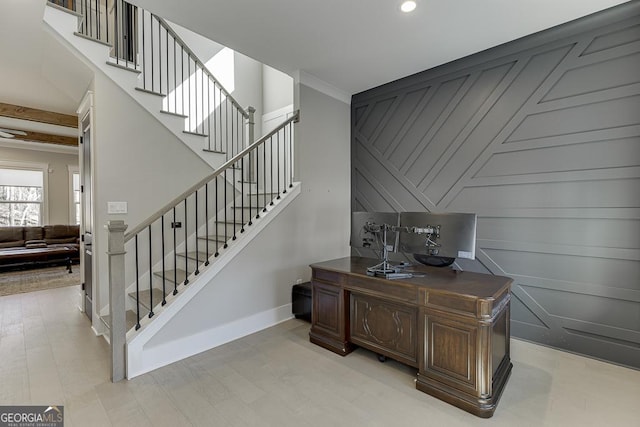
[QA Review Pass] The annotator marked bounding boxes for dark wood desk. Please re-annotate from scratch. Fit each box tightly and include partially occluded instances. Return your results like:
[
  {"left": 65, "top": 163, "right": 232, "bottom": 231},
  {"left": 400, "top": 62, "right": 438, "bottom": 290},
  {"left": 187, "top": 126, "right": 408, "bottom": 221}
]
[{"left": 309, "top": 256, "right": 513, "bottom": 418}]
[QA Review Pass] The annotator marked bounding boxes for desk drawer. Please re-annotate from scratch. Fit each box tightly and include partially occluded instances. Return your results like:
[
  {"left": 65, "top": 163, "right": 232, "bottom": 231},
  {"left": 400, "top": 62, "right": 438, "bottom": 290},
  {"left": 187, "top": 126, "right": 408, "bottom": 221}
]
[{"left": 348, "top": 275, "right": 418, "bottom": 304}]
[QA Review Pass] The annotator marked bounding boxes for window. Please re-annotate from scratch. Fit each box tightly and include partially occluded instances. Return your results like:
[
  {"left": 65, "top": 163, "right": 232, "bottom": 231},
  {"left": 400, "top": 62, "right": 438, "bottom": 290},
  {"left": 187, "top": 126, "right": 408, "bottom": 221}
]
[
  {"left": 71, "top": 170, "right": 80, "bottom": 225},
  {"left": 0, "top": 167, "right": 45, "bottom": 226}
]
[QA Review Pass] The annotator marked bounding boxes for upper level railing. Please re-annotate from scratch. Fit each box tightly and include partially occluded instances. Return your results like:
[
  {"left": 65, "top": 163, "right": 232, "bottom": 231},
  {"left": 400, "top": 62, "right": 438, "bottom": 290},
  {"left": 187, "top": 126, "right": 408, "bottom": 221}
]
[{"left": 48, "top": 0, "right": 253, "bottom": 158}]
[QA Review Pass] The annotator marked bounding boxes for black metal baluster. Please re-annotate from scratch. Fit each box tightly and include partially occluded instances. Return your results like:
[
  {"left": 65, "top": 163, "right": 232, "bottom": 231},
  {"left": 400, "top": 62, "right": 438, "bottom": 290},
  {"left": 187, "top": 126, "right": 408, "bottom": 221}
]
[
  {"left": 217, "top": 85, "right": 221, "bottom": 153},
  {"left": 174, "top": 38, "right": 177, "bottom": 113},
  {"left": 289, "top": 121, "right": 293, "bottom": 188},
  {"left": 223, "top": 170, "right": 228, "bottom": 248},
  {"left": 232, "top": 168, "right": 237, "bottom": 241},
  {"left": 214, "top": 177, "right": 219, "bottom": 257},
  {"left": 183, "top": 198, "right": 189, "bottom": 285},
  {"left": 161, "top": 215, "right": 166, "bottom": 305},
  {"left": 217, "top": 83, "right": 221, "bottom": 151},
  {"left": 83, "top": 0, "right": 87, "bottom": 36},
  {"left": 134, "top": 235, "right": 140, "bottom": 330},
  {"left": 226, "top": 96, "right": 229, "bottom": 159},
  {"left": 172, "top": 207, "right": 177, "bottom": 295},
  {"left": 95, "top": 0, "right": 98, "bottom": 40},
  {"left": 270, "top": 136, "right": 275, "bottom": 206},
  {"left": 164, "top": 24, "right": 170, "bottom": 103},
  {"left": 220, "top": 87, "right": 224, "bottom": 154},
  {"left": 212, "top": 81, "right": 216, "bottom": 151},
  {"left": 262, "top": 142, "right": 267, "bottom": 213},
  {"left": 235, "top": 109, "right": 239, "bottom": 157},
  {"left": 114, "top": 0, "right": 119, "bottom": 65},
  {"left": 249, "top": 150, "right": 254, "bottom": 223},
  {"left": 194, "top": 190, "right": 199, "bottom": 275},
  {"left": 124, "top": 2, "right": 129, "bottom": 69},
  {"left": 205, "top": 183, "right": 210, "bottom": 265},
  {"left": 283, "top": 125, "right": 288, "bottom": 194},
  {"left": 201, "top": 66, "right": 204, "bottom": 136},
  {"left": 181, "top": 46, "right": 184, "bottom": 116},
  {"left": 148, "top": 225, "right": 154, "bottom": 318},
  {"left": 141, "top": 9, "right": 145, "bottom": 88},
  {"left": 188, "top": 55, "right": 192, "bottom": 131},
  {"left": 158, "top": 14, "right": 161, "bottom": 93},
  {"left": 104, "top": 0, "right": 108, "bottom": 44},
  {"left": 88, "top": 0, "right": 92, "bottom": 38},
  {"left": 194, "top": 63, "right": 198, "bottom": 133},
  {"left": 240, "top": 156, "right": 245, "bottom": 233},
  {"left": 152, "top": 15, "right": 157, "bottom": 92},
  {"left": 135, "top": 4, "right": 139, "bottom": 68},
  {"left": 207, "top": 77, "right": 211, "bottom": 150},
  {"left": 125, "top": 2, "right": 133, "bottom": 68},
  {"left": 277, "top": 131, "right": 281, "bottom": 199},
  {"left": 157, "top": 19, "right": 161, "bottom": 94}
]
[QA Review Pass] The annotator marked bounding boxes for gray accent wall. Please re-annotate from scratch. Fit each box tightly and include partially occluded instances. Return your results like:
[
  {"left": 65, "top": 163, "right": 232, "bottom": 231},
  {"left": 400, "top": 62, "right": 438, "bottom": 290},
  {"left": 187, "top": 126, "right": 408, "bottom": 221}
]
[{"left": 351, "top": 3, "right": 640, "bottom": 369}]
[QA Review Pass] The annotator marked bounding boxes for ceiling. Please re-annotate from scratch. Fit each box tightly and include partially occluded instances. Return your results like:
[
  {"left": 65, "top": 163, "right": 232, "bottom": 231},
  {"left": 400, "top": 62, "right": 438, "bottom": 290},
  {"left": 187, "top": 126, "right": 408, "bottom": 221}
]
[
  {"left": 0, "top": 0, "right": 631, "bottom": 119},
  {"left": 0, "top": 0, "right": 92, "bottom": 149},
  {"left": 0, "top": 0, "right": 92, "bottom": 115},
  {"left": 129, "top": 0, "right": 631, "bottom": 97}
]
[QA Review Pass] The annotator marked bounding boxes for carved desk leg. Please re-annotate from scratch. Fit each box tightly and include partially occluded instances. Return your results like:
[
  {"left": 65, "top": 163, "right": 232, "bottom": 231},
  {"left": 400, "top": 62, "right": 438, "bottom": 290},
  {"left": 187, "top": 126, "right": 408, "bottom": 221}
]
[{"left": 309, "top": 280, "right": 356, "bottom": 356}]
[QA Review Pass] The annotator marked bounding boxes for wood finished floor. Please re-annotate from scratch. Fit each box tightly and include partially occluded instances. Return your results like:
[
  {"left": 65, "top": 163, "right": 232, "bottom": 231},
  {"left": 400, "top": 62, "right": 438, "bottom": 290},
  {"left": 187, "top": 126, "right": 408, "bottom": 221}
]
[{"left": 1, "top": 285, "right": 638, "bottom": 426}]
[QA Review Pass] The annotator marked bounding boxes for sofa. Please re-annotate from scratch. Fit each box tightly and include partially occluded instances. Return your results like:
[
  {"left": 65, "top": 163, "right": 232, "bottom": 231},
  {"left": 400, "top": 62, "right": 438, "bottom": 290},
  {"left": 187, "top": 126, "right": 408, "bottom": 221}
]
[{"left": 0, "top": 225, "right": 80, "bottom": 270}]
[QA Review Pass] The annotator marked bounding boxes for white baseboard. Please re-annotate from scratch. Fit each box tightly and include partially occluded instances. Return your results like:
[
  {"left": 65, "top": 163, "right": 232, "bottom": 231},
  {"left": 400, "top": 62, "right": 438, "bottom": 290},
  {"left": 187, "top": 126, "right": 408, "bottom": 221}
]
[{"left": 127, "top": 303, "right": 293, "bottom": 378}]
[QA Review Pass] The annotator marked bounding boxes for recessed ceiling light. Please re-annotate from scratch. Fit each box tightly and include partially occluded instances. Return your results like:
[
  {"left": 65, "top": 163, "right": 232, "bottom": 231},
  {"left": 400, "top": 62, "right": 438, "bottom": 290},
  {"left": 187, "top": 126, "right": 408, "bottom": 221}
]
[{"left": 400, "top": 1, "right": 417, "bottom": 13}]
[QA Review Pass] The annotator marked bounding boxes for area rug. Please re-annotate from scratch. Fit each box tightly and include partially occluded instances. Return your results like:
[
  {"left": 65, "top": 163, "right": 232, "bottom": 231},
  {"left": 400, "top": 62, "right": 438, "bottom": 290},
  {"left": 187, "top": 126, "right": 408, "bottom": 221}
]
[{"left": 0, "top": 266, "right": 80, "bottom": 297}]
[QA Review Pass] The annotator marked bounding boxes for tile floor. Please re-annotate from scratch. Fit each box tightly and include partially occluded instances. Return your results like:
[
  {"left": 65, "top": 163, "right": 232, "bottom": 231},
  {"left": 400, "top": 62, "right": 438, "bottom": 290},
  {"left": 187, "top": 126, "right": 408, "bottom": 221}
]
[{"left": 0, "top": 285, "right": 638, "bottom": 426}]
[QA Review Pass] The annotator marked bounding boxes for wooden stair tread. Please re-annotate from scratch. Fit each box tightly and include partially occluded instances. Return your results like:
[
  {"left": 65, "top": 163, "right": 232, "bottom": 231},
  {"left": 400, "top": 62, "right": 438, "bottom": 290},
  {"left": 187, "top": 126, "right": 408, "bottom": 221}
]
[
  {"left": 197, "top": 235, "right": 227, "bottom": 243},
  {"left": 101, "top": 310, "right": 142, "bottom": 331},
  {"left": 153, "top": 268, "right": 187, "bottom": 284},
  {"left": 183, "top": 130, "right": 207, "bottom": 137},
  {"left": 215, "top": 220, "right": 245, "bottom": 225},
  {"left": 129, "top": 287, "right": 173, "bottom": 311},
  {"left": 177, "top": 250, "right": 209, "bottom": 261},
  {"left": 231, "top": 205, "right": 264, "bottom": 210}
]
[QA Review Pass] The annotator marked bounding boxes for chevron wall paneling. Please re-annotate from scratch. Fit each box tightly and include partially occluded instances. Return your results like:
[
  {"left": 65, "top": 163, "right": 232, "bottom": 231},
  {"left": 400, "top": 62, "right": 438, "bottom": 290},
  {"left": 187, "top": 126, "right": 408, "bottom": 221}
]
[{"left": 351, "top": 3, "right": 640, "bottom": 368}]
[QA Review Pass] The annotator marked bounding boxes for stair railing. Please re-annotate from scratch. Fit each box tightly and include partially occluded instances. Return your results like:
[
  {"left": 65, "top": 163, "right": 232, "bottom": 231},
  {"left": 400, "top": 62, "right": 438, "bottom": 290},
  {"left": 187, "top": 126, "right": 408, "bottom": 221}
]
[
  {"left": 112, "top": 110, "right": 298, "bottom": 336},
  {"left": 138, "top": 14, "right": 251, "bottom": 158},
  {"left": 48, "top": 0, "right": 253, "bottom": 159}
]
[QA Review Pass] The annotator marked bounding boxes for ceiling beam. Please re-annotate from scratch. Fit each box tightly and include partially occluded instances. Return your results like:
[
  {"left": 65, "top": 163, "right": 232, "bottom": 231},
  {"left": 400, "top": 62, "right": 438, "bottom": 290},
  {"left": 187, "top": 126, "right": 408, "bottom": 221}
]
[
  {"left": 0, "top": 103, "right": 78, "bottom": 128},
  {"left": 6, "top": 129, "right": 78, "bottom": 147}
]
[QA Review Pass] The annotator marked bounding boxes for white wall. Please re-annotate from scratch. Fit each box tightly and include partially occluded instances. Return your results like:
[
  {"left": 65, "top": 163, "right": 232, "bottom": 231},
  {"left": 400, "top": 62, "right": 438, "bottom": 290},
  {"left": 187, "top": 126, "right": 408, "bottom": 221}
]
[
  {"left": 0, "top": 145, "right": 79, "bottom": 224},
  {"left": 262, "top": 65, "right": 293, "bottom": 115},
  {"left": 167, "top": 21, "right": 265, "bottom": 139},
  {"left": 168, "top": 21, "right": 225, "bottom": 64},
  {"left": 141, "top": 83, "right": 351, "bottom": 359},
  {"left": 91, "top": 72, "right": 213, "bottom": 321},
  {"left": 231, "top": 52, "right": 263, "bottom": 138}
]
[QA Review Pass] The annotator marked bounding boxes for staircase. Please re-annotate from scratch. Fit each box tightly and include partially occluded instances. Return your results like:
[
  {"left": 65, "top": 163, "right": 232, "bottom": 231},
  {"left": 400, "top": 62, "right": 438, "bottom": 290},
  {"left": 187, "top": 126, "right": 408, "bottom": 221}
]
[
  {"left": 44, "top": 0, "right": 255, "bottom": 169},
  {"left": 44, "top": 0, "right": 301, "bottom": 380}
]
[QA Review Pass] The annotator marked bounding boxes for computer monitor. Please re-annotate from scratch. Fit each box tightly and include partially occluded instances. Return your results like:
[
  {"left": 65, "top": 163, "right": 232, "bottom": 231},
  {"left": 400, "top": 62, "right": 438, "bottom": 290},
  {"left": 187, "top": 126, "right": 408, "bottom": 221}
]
[
  {"left": 398, "top": 212, "right": 477, "bottom": 266},
  {"left": 351, "top": 212, "right": 400, "bottom": 251}
]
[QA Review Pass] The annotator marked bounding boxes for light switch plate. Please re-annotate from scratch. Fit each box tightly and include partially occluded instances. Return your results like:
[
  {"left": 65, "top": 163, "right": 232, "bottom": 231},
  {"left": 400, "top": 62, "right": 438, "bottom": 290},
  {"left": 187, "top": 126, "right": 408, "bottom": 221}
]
[{"left": 108, "top": 201, "right": 128, "bottom": 214}]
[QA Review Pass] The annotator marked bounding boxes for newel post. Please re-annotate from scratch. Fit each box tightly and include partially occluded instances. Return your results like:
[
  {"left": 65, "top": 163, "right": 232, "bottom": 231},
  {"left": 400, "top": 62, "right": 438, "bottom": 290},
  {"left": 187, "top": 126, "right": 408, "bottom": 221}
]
[
  {"left": 247, "top": 106, "right": 256, "bottom": 145},
  {"left": 106, "top": 220, "right": 128, "bottom": 382}
]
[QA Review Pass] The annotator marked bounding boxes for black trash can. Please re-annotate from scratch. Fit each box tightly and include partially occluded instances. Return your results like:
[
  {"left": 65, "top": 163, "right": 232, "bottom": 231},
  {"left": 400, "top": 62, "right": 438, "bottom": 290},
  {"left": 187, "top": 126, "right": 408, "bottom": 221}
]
[{"left": 291, "top": 281, "right": 311, "bottom": 321}]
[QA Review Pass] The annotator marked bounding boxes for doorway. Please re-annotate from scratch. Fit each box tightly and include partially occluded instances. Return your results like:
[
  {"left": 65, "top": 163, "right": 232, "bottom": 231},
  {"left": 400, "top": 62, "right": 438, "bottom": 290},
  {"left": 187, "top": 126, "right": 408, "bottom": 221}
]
[{"left": 80, "top": 109, "right": 93, "bottom": 321}]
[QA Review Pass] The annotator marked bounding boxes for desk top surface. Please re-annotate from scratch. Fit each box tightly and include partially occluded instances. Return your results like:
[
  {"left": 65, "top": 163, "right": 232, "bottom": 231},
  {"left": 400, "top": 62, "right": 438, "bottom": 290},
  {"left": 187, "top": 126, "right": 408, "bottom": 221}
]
[{"left": 310, "top": 256, "right": 512, "bottom": 299}]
